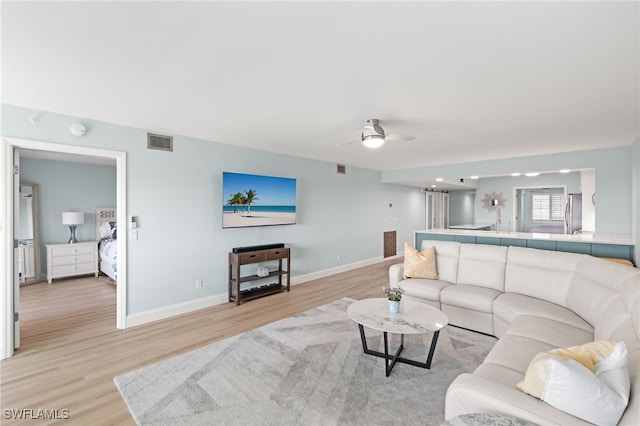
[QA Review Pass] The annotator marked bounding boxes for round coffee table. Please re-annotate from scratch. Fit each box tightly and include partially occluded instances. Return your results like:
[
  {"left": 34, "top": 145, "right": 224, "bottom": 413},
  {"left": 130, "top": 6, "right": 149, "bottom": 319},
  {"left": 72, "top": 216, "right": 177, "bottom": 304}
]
[{"left": 347, "top": 298, "right": 449, "bottom": 376}]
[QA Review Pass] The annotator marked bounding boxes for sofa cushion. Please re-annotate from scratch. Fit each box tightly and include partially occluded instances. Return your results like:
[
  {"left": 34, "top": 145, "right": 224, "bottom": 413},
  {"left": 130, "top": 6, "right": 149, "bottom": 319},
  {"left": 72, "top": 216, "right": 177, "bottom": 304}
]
[
  {"left": 445, "top": 373, "right": 595, "bottom": 426},
  {"left": 633, "top": 295, "right": 640, "bottom": 342},
  {"left": 456, "top": 244, "right": 508, "bottom": 291},
  {"left": 403, "top": 242, "right": 438, "bottom": 279},
  {"left": 568, "top": 256, "right": 638, "bottom": 328},
  {"left": 441, "top": 284, "right": 500, "bottom": 314},
  {"left": 505, "top": 246, "right": 582, "bottom": 308},
  {"left": 493, "top": 293, "right": 593, "bottom": 333},
  {"left": 399, "top": 278, "right": 450, "bottom": 305},
  {"left": 506, "top": 315, "right": 593, "bottom": 349},
  {"left": 473, "top": 363, "right": 525, "bottom": 388},
  {"left": 483, "top": 334, "right": 555, "bottom": 375},
  {"left": 420, "top": 240, "right": 460, "bottom": 284},
  {"left": 594, "top": 298, "right": 634, "bottom": 341}
]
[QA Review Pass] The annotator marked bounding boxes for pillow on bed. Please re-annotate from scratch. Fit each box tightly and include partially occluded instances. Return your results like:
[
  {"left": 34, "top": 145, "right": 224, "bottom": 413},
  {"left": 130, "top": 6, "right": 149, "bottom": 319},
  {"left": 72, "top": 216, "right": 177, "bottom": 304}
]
[
  {"left": 100, "top": 222, "right": 117, "bottom": 240},
  {"left": 100, "top": 222, "right": 113, "bottom": 239}
]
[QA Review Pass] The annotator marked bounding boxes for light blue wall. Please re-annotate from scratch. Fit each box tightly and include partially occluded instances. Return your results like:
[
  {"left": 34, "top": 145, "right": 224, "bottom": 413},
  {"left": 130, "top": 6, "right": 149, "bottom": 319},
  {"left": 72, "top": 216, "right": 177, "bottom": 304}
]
[
  {"left": 19, "top": 158, "right": 117, "bottom": 279},
  {"left": 633, "top": 137, "right": 639, "bottom": 266},
  {"left": 473, "top": 172, "right": 581, "bottom": 231},
  {"left": 2, "top": 104, "right": 425, "bottom": 314},
  {"left": 382, "top": 148, "right": 634, "bottom": 235},
  {"left": 448, "top": 190, "right": 475, "bottom": 226}
]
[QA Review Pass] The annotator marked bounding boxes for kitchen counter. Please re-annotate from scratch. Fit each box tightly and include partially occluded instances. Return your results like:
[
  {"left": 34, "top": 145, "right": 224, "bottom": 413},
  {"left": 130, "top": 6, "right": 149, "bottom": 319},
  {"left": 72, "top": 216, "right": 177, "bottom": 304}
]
[
  {"left": 448, "top": 224, "right": 492, "bottom": 231},
  {"left": 417, "top": 228, "right": 633, "bottom": 245},
  {"left": 415, "top": 229, "right": 635, "bottom": 264}
]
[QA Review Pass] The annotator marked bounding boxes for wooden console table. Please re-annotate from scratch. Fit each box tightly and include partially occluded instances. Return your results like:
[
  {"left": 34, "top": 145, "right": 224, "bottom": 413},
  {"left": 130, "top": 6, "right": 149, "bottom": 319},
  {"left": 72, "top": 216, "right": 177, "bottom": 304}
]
[{"left": 228, "top": 247, "right": 290, "bottom": 305}]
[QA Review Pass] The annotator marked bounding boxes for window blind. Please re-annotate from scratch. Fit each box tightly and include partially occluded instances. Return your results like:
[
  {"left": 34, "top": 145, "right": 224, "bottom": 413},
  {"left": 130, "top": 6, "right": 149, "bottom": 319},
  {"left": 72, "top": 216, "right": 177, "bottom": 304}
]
[{"left": 532, "top": 193, "right": 564, "bottom": 222}]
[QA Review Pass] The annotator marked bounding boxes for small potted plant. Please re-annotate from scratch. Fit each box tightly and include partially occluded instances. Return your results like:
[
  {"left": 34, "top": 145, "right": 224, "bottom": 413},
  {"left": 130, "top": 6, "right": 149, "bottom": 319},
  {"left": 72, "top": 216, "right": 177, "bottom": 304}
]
[{"left": 383, "top": 285, "right": 405, "bottom": 313}]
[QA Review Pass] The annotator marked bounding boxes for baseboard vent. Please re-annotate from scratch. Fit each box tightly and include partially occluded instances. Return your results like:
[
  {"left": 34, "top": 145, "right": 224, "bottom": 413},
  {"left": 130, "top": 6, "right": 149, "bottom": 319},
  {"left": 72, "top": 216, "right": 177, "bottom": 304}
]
[
  {"left": 147, "top": 133, "right": 173, "bottom": 152},
  {"left": 337, "top": 164, "right": 346, "bottom": 174}
]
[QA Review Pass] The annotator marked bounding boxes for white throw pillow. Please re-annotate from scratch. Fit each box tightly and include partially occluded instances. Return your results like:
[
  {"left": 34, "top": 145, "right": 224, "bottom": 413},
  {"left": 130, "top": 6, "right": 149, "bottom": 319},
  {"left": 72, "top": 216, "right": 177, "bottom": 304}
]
[{"left": 541, "top": 341, "right": 629, "bottom": 426}]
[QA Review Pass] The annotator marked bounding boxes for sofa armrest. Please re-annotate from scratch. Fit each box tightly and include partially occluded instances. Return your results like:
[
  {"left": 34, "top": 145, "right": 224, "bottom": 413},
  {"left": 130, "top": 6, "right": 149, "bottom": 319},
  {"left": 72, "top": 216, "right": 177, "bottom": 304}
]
[
  {"left": 445, "top": 373, "right": 590, "bottom": 426},
  {"left": 389, "top": 263, "right": 404, "bottom": 287}
]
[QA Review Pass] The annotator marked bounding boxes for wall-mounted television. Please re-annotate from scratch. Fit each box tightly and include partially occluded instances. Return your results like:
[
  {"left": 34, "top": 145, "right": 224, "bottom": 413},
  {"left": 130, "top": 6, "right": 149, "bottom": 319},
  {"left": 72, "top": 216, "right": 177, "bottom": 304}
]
[{"left": 222, "top": 172, "right": 297, "bottom": 228}]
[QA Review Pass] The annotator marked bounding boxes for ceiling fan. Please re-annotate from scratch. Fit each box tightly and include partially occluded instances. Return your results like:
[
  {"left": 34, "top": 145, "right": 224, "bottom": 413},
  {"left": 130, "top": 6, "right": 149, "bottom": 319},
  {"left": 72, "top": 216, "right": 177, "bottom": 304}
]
[{"left": 341, "top": 119, "right": 415, "bottom": 148}]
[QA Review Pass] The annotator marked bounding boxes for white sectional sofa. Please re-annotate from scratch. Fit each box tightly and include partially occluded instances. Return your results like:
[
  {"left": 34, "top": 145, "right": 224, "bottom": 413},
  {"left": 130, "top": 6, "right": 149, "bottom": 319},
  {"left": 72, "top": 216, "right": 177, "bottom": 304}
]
[{"left": 389, "top": 240, "right": 640, "bottom": 425}]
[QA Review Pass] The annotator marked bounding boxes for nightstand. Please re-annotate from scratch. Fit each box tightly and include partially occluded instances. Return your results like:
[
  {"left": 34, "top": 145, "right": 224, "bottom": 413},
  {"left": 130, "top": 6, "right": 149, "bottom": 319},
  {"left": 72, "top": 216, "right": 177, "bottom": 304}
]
[{"left": 46, "top": 241, "right": 99, "bottom": 283}]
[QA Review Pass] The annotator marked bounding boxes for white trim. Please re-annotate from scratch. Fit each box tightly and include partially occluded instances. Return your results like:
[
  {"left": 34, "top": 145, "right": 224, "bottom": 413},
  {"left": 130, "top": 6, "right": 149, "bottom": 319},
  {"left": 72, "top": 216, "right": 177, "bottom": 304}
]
[
  {"left": 1, "top": 140, "right": 14, "bottom": 359},
  {"left": 126, "top": 294, "right": 228, "bottom": 327},
  {"left": 1, "top": 138, "right": 127, "bottom": 359},
  {"left": 124, "top": 253, "right": 404, "bottom": 328},
  {"left": 291, "top": 253, "right": 404, "bottom": 285},
  {"left": 115, "top": 152, "right": 127, "bottom": 329},
  {"left": 512, "top": 184, "right": 568, "bottom": 234}
]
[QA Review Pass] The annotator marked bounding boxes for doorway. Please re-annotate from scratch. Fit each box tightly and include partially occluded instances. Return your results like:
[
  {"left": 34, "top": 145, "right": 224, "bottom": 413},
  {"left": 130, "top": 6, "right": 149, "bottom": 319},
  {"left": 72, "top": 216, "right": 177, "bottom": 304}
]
[
  {"left": 514, "top": 186, "right": 566, "bottom": 234},
  {"left": 1, "top": 138, "right": 127, "bottom": 359},
  {"left": 425, "top": 191, "right": 449, "bottom": 229}
]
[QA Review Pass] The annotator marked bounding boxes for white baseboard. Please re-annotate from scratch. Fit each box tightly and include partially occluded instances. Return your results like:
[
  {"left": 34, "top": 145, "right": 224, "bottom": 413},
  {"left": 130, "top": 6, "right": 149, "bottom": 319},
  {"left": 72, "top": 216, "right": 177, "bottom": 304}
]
[
  {"left": 125, "top": 252, "right": 404, "bottom": 328},
  {"left": 290, "top": 252, "right": 404, "bottom": 285},
  {"left": 126, "top": 293, "right": 228, "bottom": 328}
]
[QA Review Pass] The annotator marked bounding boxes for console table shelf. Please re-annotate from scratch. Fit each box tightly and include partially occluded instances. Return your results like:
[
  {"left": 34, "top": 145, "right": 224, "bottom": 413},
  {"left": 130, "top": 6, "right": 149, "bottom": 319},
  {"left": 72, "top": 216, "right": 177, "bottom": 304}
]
[{"left": 228, "top": 247, "right": 290, "bottom": 305}]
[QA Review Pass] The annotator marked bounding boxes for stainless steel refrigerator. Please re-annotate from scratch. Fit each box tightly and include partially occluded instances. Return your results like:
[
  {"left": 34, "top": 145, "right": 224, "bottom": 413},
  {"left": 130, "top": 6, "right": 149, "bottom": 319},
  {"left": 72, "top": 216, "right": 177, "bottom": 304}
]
[{"left": 565, "top": 193, "right": 582, "bottom": 234}]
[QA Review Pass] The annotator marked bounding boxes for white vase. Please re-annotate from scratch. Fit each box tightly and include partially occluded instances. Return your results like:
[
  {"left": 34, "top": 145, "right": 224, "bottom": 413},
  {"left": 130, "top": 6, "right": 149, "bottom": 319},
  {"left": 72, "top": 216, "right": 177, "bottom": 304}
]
[{"left": 388, "top": 300, "right": 400, "bottom": 314}]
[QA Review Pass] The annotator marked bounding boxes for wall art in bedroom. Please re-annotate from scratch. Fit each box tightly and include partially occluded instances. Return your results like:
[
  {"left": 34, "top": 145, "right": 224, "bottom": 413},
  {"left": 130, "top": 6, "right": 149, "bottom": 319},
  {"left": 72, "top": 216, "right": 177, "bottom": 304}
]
[{"left": 222, "top": 171, "right": 297, "bottom": 228}]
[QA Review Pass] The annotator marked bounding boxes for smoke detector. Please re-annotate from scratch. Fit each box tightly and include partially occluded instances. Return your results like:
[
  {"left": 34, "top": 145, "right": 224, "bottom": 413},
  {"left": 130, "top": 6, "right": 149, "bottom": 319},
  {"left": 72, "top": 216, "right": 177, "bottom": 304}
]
[{"left": 70, "top": 122, "right": 87, "bottom": 137}]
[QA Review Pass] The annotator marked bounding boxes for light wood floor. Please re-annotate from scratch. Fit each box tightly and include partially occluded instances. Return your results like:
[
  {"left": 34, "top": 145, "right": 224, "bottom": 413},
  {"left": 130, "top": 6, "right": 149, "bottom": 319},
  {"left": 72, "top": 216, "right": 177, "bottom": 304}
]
[{"left": 1, "top": 259, "right": 399, "bottom": 425}]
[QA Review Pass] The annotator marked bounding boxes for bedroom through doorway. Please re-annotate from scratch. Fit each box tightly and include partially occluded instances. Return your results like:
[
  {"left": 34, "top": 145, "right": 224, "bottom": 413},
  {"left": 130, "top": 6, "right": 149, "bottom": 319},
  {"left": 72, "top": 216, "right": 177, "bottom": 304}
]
[{"left": 1, "top": 138, "right": 127, "bottom": 359}]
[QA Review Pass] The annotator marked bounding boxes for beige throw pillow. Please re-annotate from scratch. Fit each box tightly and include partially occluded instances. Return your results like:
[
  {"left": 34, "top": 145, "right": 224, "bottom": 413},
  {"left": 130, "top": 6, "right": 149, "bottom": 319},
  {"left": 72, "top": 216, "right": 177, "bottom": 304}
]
[{"left": 403, "top": 242, "right": 438, "bottom": 279}]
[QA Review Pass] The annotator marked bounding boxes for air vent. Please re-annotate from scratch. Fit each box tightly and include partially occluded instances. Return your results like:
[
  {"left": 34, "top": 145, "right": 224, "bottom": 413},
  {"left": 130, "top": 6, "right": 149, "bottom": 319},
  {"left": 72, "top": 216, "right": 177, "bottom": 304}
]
[
  {"left": 337, "top": 164, "right": 346, "bottom": 175},
  {"left": 147, "top": 133, "right": 173, "bottom": 152}
]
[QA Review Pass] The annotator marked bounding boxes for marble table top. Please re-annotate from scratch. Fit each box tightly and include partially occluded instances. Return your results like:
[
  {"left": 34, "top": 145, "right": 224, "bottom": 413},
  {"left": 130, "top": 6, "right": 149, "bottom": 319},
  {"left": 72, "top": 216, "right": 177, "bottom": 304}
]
[
  {"left": 347, "top": 298, "right": 448, "bottom": 335},
  {"left": 443, "top": 413, "right": 539, "bottom": 426}
]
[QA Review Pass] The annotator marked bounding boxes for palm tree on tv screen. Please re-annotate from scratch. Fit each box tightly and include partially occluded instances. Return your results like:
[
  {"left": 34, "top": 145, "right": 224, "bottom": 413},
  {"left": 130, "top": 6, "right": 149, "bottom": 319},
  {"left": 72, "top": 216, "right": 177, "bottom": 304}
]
[
  {"left": 245, "top": 189, "right": 259, "bottom": 213},
  {"left": 226, "top": 192, "right": 245, "bottom": 213}
]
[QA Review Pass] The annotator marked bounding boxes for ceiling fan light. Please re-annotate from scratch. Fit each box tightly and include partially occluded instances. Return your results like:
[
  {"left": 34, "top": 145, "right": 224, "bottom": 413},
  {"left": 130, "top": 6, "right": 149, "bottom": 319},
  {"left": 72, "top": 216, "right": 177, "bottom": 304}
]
[{"left": 362, "top": 135, "right": 385, "bottom": 148}]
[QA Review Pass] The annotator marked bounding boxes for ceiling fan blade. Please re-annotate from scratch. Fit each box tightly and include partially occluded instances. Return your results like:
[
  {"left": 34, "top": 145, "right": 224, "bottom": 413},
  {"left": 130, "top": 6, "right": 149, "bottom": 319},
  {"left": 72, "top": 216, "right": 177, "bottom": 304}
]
[
  {"left": 385, "top": 134, "right": 416, "bottom": 142},
  {"left": 337, "top": 139, "right": 361, "bottom": 146}
]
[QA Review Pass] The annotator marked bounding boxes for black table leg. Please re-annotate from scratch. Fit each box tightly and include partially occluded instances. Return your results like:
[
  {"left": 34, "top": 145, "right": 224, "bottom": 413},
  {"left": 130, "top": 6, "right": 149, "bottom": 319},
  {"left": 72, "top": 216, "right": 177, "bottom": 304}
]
[{"left": 356, "top": 324, "right": 441, "bottom": 376}]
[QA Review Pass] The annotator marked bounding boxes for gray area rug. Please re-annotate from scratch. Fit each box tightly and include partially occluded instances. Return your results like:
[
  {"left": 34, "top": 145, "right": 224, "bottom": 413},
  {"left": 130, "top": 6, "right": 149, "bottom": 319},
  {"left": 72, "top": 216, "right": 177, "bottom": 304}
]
[{"left": 114, "top": 298, "right": 497, "bottom": 425}]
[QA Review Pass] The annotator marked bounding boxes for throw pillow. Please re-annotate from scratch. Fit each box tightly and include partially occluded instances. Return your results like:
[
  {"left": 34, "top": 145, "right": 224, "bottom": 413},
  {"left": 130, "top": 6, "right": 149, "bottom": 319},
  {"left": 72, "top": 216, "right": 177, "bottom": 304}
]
[
  {"left": 517, "top": 340, "right": 616, "bottom": 398},
  {"left": 403, "top": 242, "right": 438, "bottom": 279},
  {"left": 517, "top": 341, "right": 629, "bottom": 426}
]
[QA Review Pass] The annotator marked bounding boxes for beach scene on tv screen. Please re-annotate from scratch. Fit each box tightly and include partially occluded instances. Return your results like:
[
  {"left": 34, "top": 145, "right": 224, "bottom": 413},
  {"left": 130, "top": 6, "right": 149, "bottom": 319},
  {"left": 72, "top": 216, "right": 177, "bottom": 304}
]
[{"left": 223, "top": 172, "right": 297, "bottom": 228}]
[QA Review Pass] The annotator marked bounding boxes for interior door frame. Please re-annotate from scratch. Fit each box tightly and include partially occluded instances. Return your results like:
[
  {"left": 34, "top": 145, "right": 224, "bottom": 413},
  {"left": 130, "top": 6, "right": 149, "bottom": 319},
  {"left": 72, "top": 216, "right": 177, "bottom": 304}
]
[
  {"left": 1, "top": 137, "right": 128, "bottom": 359},
  {"left": 425, "top": 191, "right": 449, "bottom": 229},
  {"left": 512, "top": 185, "right": 567, "bottom": 233}
]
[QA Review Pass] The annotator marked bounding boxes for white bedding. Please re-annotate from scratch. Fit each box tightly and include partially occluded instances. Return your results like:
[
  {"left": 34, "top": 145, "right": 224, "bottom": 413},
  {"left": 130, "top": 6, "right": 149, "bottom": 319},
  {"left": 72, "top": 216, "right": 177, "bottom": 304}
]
[
  {"left": 98, "top": 219, "right": 117, "bottom": 281},
  {"left": 99, "top": 237, "right": 117, "bottom": 281}
]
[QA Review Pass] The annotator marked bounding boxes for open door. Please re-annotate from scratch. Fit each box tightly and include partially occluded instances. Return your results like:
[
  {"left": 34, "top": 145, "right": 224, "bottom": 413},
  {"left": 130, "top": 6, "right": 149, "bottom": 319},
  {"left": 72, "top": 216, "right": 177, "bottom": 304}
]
[{"left": 12, "top": 149, "right": 20, "bottom": 349}]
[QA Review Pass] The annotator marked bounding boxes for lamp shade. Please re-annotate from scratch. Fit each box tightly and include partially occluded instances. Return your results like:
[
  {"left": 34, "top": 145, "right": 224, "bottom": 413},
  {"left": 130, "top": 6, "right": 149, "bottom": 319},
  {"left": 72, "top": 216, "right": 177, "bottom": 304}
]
[{"left": 62, "top": 211, "right": 84, "bottom": 225}]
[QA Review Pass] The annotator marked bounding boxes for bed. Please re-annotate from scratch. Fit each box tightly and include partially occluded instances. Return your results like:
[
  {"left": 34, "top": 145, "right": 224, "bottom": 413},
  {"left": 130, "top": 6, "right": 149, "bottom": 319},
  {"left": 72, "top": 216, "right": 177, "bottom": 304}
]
[{"left": 96, "top": 207, "right": 118, "bottom": 282}]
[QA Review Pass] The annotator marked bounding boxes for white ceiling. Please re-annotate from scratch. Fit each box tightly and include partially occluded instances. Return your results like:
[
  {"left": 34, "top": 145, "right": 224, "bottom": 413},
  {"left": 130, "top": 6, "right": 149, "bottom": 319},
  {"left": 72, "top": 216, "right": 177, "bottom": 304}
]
[{"left": 2, "top": 1, "right": 638, "bottom": 173}]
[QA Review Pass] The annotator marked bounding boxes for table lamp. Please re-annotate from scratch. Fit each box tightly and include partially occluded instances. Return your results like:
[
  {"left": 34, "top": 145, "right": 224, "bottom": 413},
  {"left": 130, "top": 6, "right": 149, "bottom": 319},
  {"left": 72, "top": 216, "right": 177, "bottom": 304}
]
[{"left": 62, "top": 211, "right": 84, "bottom": 243}]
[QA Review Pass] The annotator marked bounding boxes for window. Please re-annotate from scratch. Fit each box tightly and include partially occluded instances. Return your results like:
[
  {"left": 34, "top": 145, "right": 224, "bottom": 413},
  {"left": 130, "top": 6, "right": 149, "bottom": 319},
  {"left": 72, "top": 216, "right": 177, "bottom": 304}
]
[{"left": 531, "top": 193, "right": 564, "bottom": 222}]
